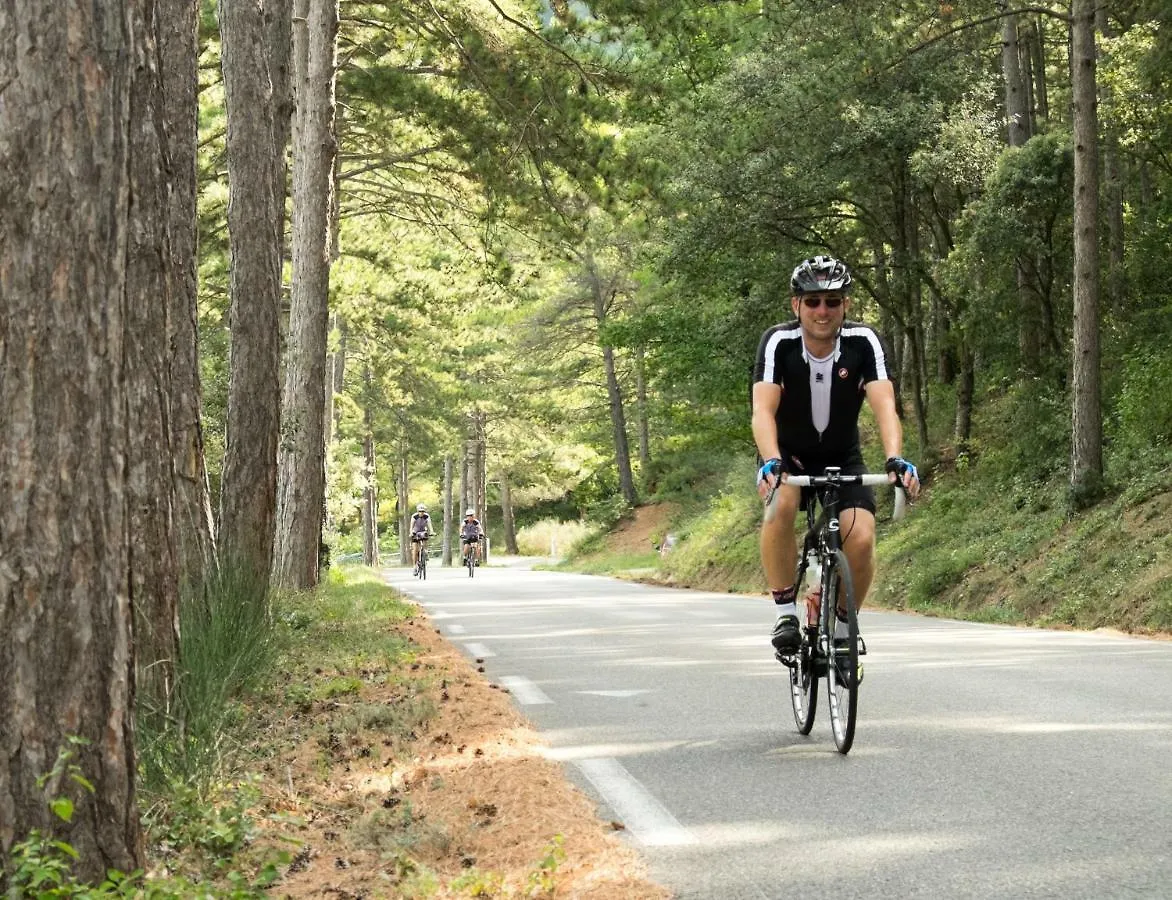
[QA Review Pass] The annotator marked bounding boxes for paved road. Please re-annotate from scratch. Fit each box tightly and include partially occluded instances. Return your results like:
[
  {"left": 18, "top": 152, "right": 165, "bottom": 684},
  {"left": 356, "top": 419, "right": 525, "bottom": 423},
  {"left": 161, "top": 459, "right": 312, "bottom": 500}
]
[{"left": 384, "top": 563, "right": 1172, "bottom": 899}]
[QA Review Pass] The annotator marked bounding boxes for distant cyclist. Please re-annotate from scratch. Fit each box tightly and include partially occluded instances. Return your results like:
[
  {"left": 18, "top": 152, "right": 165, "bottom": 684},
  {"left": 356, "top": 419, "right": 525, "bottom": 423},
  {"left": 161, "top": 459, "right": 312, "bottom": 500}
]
[
  {"left": 410, "top": 504, "right": 434, "bottom": 574},
  {"left": 460, "top": 509, "right": 483, "bottom": 567},
  {"left": 752, "top": 255, "right": 920, "bottom": 658}
]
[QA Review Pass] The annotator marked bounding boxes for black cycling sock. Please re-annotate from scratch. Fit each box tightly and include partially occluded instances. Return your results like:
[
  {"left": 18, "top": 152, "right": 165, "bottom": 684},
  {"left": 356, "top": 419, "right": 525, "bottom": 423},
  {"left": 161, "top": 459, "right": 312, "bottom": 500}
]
[{"left": 771, "top": 587, "right": 797, "bottom": 606}]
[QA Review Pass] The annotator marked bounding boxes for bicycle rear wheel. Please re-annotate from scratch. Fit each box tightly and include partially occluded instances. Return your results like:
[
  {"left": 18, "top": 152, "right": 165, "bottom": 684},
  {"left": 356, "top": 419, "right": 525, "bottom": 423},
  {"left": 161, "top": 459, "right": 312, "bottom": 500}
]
[
  {"left": 824, "top": 550, "right": 859, "bottom": 754},
  {"left": 788, "top": 564, "right": 818, "bottom": 734}
]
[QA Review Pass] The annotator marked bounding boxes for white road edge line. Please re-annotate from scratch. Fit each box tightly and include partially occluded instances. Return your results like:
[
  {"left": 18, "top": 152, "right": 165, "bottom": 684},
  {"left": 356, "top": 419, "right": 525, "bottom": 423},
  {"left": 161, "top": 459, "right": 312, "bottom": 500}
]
[
  {"left": 464, "top": 641, "right": 495, "bottom": 658},
  {"left": 498, "top": 675, "right": 553, "bottom": 705},
  {"left": 575, "top": 757, "right": 694, "bottom": 847}
]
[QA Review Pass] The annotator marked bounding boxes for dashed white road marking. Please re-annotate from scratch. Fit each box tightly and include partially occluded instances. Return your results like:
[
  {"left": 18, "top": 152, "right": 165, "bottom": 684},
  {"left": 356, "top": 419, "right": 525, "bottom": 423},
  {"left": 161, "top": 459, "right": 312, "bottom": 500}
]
[
  {"left": 576, "top": 689, "right": 652, "bottom": 698},
  {"left": 464, "top": 641, "right": 495, "bottom": 658},
  {"left": 499, "top": 675, "right": 553, "bottom": 705},
  {"left": 575, "top": 757, "right": 694, "bottom": 847},
  {"left": 447, "top": 624, "right": 467, "bottom": 635}
]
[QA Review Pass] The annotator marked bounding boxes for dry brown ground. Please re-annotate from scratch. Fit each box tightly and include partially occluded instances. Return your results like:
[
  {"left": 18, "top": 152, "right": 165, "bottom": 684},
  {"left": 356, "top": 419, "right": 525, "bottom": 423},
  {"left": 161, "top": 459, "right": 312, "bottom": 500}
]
[{"left": 255, "top": 612, "right": 672, "bottom": 900}]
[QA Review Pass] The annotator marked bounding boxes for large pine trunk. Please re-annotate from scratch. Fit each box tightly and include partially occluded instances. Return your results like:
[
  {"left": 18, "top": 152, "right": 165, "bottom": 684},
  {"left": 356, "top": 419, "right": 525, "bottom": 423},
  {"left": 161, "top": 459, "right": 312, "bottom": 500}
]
[
  {"left": 273, "top": 0, "right": 339, "bottom": 590},
  {"left": 1070, "top": 0, "right": 1103, "bottom": 500},
  {"left": 218, "top": 0, "right": 291, "bottom": 592},
  {"left": 128, "top": 0, "right": 182, "bottom": 718},
  {"left": 0, "top": 0, "right": 148, "bottom": 877},
  {"left": 163, "top": 0, "right": 217, "bottom": 591}
]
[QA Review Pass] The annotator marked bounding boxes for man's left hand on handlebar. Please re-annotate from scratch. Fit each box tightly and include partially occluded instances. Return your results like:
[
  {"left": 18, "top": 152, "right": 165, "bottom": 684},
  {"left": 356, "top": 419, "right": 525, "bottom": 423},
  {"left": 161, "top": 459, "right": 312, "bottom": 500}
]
[
  {"left": 885, "top": 456, "right": 921, "bottom": 498},
  {"left": 756, "top": 457, "right": 787, "bottom": 499}
]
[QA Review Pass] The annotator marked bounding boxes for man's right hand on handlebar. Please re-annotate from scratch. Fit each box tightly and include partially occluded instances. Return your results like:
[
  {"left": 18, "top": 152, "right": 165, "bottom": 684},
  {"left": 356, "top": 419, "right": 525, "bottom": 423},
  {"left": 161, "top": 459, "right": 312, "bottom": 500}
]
[{"left": 885, "top": 456, "right": 921, "bottom": 498}]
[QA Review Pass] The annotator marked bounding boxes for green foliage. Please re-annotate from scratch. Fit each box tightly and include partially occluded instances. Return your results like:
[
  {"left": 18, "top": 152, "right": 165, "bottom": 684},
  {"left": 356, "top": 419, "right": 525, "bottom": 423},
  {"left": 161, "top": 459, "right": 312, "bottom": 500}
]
[
  {"left": 6, "top": 740, "right": 279, "bottom": 899},
  {"left": 1110, "top": 346, "right": 1172, "bottom": 455},
  {"left": 138, "top": 566, "right": 277, "bottom": 791}
]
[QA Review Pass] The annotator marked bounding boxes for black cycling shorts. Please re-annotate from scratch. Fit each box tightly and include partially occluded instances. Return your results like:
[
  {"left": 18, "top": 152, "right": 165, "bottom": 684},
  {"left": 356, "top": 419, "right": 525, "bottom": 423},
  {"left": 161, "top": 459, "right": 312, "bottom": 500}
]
[
  {"left": 461, "top": 536, "right": 479, "bottom": 546},
  {"left": 411, "top": 533, "right": 428, "bottom": 543},
  {"left": 780, "top": 449, "right": 877, "bottom": 516}
]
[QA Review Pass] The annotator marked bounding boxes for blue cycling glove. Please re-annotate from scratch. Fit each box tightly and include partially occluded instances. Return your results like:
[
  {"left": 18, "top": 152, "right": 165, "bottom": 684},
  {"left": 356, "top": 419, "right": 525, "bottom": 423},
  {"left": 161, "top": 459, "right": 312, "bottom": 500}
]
[
  {"left": 885, "top": 456, "right": 919, "bottom": 482},
  {"left": 757, "top": 458, "right": 784, "bottom": 486}
]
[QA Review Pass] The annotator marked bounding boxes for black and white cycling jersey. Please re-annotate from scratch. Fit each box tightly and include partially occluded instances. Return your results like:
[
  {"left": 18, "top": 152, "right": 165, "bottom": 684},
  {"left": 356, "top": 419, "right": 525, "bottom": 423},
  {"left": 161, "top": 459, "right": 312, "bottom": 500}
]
[{"left": 753, "top": 320, "right": 890, "bottom": 461}]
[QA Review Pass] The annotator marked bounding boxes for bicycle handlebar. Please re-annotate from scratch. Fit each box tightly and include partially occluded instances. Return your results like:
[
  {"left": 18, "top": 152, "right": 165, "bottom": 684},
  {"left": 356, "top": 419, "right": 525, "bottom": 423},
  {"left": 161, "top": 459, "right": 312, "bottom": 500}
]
[{"left": 763, "top": 472, "right": 907, "bottom": 523}]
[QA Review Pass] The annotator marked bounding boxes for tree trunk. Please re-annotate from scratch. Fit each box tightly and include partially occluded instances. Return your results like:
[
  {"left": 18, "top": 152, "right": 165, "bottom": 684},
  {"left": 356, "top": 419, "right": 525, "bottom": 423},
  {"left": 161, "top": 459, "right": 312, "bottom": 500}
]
[
  {"left": 398, "top": 454, "right": 410, "bottom": 565},
  {"left": 1001, "top": 6, "right": 1032, "bottom": 146},
  {"left": 1030, "top": 16, "right": 1050, "bottom": 124},
  {"left": 635, "top": 345, "right": 651, "bottom": 482},
  {"left": 442, "top": 456, "right": 454, "bottom": 566},
  {"left": 602, "top": 344, "right": 638, "bottom": 506},
  {"left": 1096, "top": 6, "right": 1125, "bottom": 308},
  {"left": 218, "top": 0, "right": 291, "bottom": 594},
  {"left": 0, "top": 0, "right": 145, "bottom": 876},
  {"left": 361, "top": 367, "right": 379, "bottom": 567},
  {"left": 128, "top": 0, "right": 182, "bottom": 720},
  {"left": 954, "top": 346, "right": 975, "bottom": 455},
  {"left": 361, "top": 437, "right": 378, "bottom": 568},
  {"left": 1002, "top": 4, "right": 1043, "bottom": 374},
  {"left": 500, "top": 473, "right": 519, "bottom": 554},
  {"left": 273, "top": 0, "right": 339, "bottom": 590},
  {"left": 1070, "top": 0, "right": 1103, "bottom": 500},
  {"left": 163, "top": 0, "right": 217, "bottom": 591}
]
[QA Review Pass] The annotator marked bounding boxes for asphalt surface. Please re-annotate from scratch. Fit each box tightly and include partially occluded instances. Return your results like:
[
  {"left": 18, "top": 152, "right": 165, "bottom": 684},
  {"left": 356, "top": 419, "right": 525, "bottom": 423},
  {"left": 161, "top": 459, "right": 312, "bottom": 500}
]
[{"left": 384, "top": 561, "right": 1172, "bottom": 899}]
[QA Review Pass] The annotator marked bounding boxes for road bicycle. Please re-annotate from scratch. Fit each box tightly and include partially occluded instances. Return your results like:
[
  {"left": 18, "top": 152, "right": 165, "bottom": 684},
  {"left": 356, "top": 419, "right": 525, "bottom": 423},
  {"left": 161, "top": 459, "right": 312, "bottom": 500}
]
[
  {"left": 463, "top": 540, "right": 479, "bottom": 577},
  {"left": 413, "top": 539, "right": 429, "bottom": 580},
  {"left": 765, "top": 468, "right": 905, "bottom": 754}
]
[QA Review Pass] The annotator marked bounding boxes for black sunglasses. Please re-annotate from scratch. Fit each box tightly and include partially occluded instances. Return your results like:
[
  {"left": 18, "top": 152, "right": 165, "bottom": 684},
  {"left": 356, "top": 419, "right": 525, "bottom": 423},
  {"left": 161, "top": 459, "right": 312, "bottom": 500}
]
[{"left": 801, "top": 295, "right": 844, "bottom": 309}]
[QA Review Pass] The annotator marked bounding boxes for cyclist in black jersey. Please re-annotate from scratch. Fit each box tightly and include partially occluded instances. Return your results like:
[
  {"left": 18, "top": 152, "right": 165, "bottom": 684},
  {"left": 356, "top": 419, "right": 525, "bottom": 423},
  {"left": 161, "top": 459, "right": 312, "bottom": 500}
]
[{"left": 752, "top": 256, "right": 920, "bottom": 656}]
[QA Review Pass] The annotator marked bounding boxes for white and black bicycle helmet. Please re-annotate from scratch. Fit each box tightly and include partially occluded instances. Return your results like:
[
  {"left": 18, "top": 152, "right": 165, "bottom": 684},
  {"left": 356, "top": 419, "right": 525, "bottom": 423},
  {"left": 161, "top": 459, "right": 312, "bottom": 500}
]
[{"left": 790, "top": 255, "right": 852, "bottom": 294}]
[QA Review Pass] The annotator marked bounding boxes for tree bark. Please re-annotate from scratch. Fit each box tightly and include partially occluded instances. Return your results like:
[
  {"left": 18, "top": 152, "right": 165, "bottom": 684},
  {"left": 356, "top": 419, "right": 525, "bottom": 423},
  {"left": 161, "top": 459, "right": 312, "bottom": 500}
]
[
  {"left": 1002, "top": 3, "right": 1043, "bottom": 374},
  {"left": 398, "top": 453, "right": 410, "bottom": 565},
  {"left": 635, "top": 344, "right": 651, "bottom": 481},
  {"left": 1029, "top": 16, "right": 1050, "bottom": 124},
  {"left": 273, "top": 0, "right": 339, "bottom": 590},
  {"left": 1001, "top": 6, "right": 1032, "bottom": 146},
  {"left": 442, "top": 456, "right": 454, "bottom": 566},
  {"left": 1096, "top": 6, "right": 1125, "bottom": 308},
  {"left": 128, "top": 0, "right": 182, "bottom": 719},
  {"left": 163, "top": 0, "right": 217, "bottom": 591},
  {"left": 218, "top": 0, "right": 290, "bottom": 593},
  {"left": 0, "top": 0, "right": 145, "bottom": 876},
  {"left": 1070, "top": 0, "right": 1103, "bottom": 499},
  {"left": 361, "top": 367, "right": 379, "bottom": 567},
  {"left": 500, "top": 473, "right": 519, "bottom": 555}
]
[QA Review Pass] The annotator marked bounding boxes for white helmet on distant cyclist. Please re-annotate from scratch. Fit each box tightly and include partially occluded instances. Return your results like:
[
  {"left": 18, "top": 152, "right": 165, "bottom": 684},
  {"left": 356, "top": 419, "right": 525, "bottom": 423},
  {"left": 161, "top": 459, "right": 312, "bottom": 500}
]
[
  {"left": 416, "top": 503, "right": 427, "bottom": 512},
  {"left": 465, "top": 508, "right": 476, "bottom": 517}
]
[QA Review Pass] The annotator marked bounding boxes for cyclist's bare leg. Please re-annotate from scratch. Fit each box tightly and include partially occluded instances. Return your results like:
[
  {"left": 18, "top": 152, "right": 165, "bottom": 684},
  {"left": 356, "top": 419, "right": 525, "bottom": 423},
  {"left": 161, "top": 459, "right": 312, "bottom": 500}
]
[
  {"left": 839, "top": 507, "right": 876, "bottom": 608},
  {"left": 760, "top": 483, "right": 801, "bottom": 591}
]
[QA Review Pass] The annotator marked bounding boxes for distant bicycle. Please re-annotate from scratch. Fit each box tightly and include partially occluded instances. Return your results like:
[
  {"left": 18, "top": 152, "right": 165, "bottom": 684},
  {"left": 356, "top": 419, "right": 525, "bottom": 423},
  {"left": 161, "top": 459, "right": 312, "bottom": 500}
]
[
  {"left": 464, "top": 544, "right": 477, "bottom": 578},
  {"left": 414, "top": 540, "right": 428, "bottom": 580},
  {"left": 765, "top": 468, "right": 905, "bottom": 754}
]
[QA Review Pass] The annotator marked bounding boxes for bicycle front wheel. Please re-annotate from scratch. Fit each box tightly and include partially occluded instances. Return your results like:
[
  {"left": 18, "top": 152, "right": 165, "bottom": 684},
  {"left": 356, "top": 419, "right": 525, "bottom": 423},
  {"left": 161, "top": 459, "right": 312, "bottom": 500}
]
[
  {"left": 824, "top": 550, "right": 859, "bottom": 754},
  {"left": 788, "top": 563, "right": 818, "bottom": 734}
]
